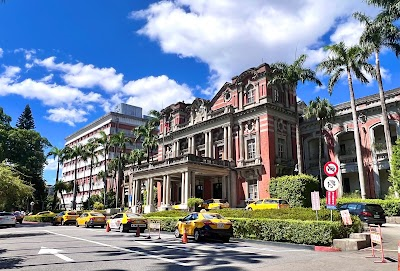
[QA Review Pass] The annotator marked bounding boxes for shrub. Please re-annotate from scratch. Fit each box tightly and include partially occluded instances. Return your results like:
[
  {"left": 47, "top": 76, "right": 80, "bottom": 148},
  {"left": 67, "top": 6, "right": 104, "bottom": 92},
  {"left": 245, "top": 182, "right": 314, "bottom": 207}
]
[
  {"left": 149, "top": 216, "right": 362, "bottom": 245},
  {"left": 322, "top": 198, "right": 400, "bottom": 216},
  {"left": 93, "top": 202, "right": 105, "bottom": 210},
  {"left": 269, "top": 174, "right": 320, "bottom": 207},
  {"left": 24, "top": 216, "right": 53, "bottom": 223},
  {"left": 187, "top": 198, "right": 203, "bottom": 211}
]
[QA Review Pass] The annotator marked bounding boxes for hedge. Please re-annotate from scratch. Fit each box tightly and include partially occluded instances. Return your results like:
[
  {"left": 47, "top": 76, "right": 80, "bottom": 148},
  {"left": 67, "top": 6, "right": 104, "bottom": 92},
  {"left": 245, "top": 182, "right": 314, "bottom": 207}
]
[
  {"left": 269, "top": 174, "right": 319, "bottom": 207},
  {"left": 321, "top": 198, "right": 400, "bottom": 216},
  {"left": 144, "top": 208, "right": 343, "bottom": 221},
  {"left": 147, "top": 216, "right": 362, "bottom": 246},
  {"left": 24, "top": 216, "right": 54, "bottom": 222}
]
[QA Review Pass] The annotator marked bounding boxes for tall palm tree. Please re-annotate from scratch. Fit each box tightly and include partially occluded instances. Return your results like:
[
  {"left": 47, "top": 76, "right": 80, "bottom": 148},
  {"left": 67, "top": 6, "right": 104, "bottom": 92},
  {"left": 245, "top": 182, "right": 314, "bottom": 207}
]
[
  {"left": 54, "top": 180, "right": 72, "bottom": 209},
  {"left": 304, "top": 97, "right": 336, "bottom": 187},
  {"left": 85, "top": 139, "right": 99, "bottom": 207},
  {"left": 365, "top": 0, "right": 400, "bottom": 20},
  {"left": 65, "top": 144, "right": 84, "bottom": 210},
  {"left": 129, "top": 148, "right": 146, "bottom": 165},
  {"left": 133, "top": 121, "right": 158, "bottom": 163},
  {"left": 148, "top": 109, "right": 162, "bottom": 127},
  {"left": 353, "top": 12, "right": 400, "bottom": 169},
  {"left": 47, "top": 146, "right": 66, "bottom": 210},
  {"left": 79, "top": 147, "right": 89, "bottom": 205},
  {"left": 317, "top": 42, "right": 375, "bottom": 199},
  {"left": 110, "top": 131, "right": 131, "bottom": 207},
  {"left": 268, "top": 54, "right": 322, "bottom": 174},
  {"left": 96, "top": 131, "right": 111, "bottom": 207}
]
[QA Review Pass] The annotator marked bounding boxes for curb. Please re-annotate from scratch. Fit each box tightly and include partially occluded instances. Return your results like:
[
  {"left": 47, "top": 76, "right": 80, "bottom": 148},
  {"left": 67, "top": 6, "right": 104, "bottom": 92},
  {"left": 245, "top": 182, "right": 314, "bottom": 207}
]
[{"left": 315, "top": 246, "right": 341, "bottom": 252}]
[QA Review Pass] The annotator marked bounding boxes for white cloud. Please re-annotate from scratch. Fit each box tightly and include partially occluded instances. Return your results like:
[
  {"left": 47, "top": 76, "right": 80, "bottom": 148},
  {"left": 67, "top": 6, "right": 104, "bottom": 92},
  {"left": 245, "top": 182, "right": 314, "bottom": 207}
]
[
  {"left": 2, "top": 66, "right": 21, "bottom": 79},
  {"left": 123, "top": 75, "right": 195, "bottom": 114},
  {"left": 14, "top": 48, "right": 36, "bottom": 61},
  {"left": 44, "top": 157, "right": 60, "bottom": 171},
  {"left": 132, "top": 0, "right": 378, "bottom": 93},
  {"left": 0, "top": 48, "right": 3, "bottom": 58},
  {"left": 45, "top": 107, "right": 88, "bottom": 126},
  {"left": 40, "top": 74, "right": 54, "bottom": 83},
  {"left": 35, "top": 57, "right": 124, "bottom": 92},
  {"left": 330, "top": 20, "right": 364, "bottom": 46}
]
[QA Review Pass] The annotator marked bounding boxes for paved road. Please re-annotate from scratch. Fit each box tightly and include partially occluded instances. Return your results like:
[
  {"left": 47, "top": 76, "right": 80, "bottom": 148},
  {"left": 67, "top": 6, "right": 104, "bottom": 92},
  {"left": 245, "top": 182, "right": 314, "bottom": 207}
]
[{"left": 0, "top": 223, "right": 398, "bottom": 271}]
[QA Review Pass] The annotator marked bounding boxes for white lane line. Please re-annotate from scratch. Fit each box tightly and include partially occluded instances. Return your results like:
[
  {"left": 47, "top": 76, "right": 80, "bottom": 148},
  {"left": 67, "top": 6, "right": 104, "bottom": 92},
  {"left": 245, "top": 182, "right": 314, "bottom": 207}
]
[
  {"left": 44, "top": 230, "right": 191, "bottom": 266},
  {"left": 38, "top": 247, "right": 74, "bottom": 262}
]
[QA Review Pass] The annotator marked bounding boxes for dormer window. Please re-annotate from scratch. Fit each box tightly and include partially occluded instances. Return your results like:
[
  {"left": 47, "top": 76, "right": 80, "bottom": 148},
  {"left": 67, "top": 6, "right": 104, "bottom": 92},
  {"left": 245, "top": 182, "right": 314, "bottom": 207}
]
[{"left": 224, "top": 91, "right": 231, "bottom": 102}]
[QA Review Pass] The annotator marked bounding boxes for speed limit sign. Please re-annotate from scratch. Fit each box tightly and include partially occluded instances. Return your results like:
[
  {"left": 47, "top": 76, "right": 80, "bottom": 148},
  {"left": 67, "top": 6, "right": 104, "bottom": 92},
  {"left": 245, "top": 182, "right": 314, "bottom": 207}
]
[{"left": 324, "top": 161, "right": 339, "bottom": 177}]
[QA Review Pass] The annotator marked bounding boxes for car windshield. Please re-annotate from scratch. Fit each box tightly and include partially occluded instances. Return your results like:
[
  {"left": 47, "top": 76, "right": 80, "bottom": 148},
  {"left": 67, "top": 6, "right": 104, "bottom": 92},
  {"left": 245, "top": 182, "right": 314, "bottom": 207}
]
[
  {"left": 202, "top": 213, "right": 224, "bottom": 219},
  {"left": 126, "top": 213, "right": 142, "bottom": 218},
  {"left": 67, "top": 212, "right": 77, "bottom": 215},
  {"left": 0, "top": 212, "right": 13, "bottom": 216},
  {"left": 90, "top": 213, "right": 104, "bottom": 217}
]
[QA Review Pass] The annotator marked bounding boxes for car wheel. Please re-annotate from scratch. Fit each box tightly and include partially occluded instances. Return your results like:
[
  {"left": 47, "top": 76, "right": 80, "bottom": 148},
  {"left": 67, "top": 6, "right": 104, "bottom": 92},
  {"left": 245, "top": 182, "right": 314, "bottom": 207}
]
[
  {"left": 194, "top": 229, "right": 201, "bottom": 242},
  {"left": 76, "top": 222, "right": 79, "bottom": 227},
  {"left": 174, "top": 228, "right": 181, "bottom": 238},
  {"left": 140, "top": 228, "right": 145, "bottom": 233},
  {"left": 52, "top": 221, "right": 56, "bottom": 226},
  {"left": 11, "top": 224, "right": 16, "bottom": 227},
  {"left": 101, "top": 225, "right": 105, "bottom": 228},
  {"left": 222, "top": 237, "right": 230, "bottom": 243}
]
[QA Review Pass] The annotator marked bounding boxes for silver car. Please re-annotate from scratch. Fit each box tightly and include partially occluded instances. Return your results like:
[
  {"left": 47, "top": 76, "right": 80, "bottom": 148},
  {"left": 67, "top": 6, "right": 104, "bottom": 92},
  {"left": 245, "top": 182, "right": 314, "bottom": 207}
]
[{"left": 0, "top": 212, "right": 17, "bottom": 227}]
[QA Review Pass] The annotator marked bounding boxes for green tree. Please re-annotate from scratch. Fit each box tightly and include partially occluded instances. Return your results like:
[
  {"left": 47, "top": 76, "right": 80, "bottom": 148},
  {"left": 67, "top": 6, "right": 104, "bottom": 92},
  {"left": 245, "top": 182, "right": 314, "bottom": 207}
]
[
  {"left": 53, "top": 180, "right": 72, "bottom": 209},
  {"left": 0, "top": 163, "right": 34, "bottom": 210},
  {"left": 365, "top": 0, "right": 400, "bottom": 20},
  {"left": 0, "top": 107, "right": 12, "bottom": 130},
  {"left": 47, "top": 146, "right": 67, "bottom": 210},
  {"left": 133, "top": 121, "right": 158, "bottom": 163},
  {"left": 16, "top": 104, "right": 35, "bottom": 130},
  {"left": 389, "top": 139, "right": 400, "bottom": 197},
  {"left": 148, "top": 109, "right": 162, "bottom": 127},
  {"left": 129, "top": 149, "right": 145, "bottom": 165},
  {"left": 85, "top": 139, "right": 99, "bottom": 207},
  {"left": 95, "top": 131, "right": 111, "bottom": 207},
  {"left": 304, "top": 97, "right": 335, "bottom": 186},
  {"left": 268, "top": 54, "right": 322, "bottom": 174},
  {"left": 64, "top": 144, "right": 84, "bottom": 210},
  {"left": 353, "top": 12, "right": 400, "bottom": 171},
  {"left": 317, "top": 42, "right": 375, "bottom": 199},
  {"left": 110, "top": 132, "right": 131, "bottom": 207}
]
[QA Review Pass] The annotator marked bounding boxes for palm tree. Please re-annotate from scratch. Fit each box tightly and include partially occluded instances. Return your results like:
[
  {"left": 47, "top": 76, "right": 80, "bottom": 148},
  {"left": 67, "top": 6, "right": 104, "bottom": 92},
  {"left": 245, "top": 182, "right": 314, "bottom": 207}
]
[
  {"left": 353, "top": 12, "right": 400, "bottom": 169},
  {"left": 317, "top": 42, "right": 375, "bottom": 199},
  {"left": 133, "top": 121, "right": 158, "bottom": 163},
  {"left": 54, "top": 180, "right": 72, "bottom": 209},
  {"left": 65, "top": 144, "right": 85, "bottom": 210},
  {"left": 110, "top": 132, "right": 131, "bottom": 207},
  {"left": 85, "top": 139, "right": 99, "bottom": 207},
  {"left": 304, "top": 97, "right": 335, "bottom": 187},
  {"left": 148, "top": 109, "right": 162, "bottom": 127},
  {"left": 268, "top": 54, "right": 322, "bottom": 174},
  {"left": 96, "top": 131, "right": 111, "bottom": 207},
  {"left": 365, "top": 0, "right": 400, "bottom": 20},
  {"left": 79, "top": 147, "right": 89, "bottom": 205},
  {"left": 129, "top": 149, "right": 146, "bottom": 165},
  {"left": 47, "top": 146, "right": 66, "bottom": 210}
]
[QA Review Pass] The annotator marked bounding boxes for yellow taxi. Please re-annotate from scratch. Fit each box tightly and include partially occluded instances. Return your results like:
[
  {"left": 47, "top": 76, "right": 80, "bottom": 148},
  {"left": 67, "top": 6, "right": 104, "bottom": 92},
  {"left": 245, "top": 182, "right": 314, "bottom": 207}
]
[
  {"left": 245, "top": 198, "right": 290, "bottom": 210},
  {"left": 174, "top": 211, "right": 233, "bottom": 242},
  {"left": 52, "top": 211, "right": 79, "bottom": 226},
  {"left": 201, "top": 199, "right": 230, "bottom": 210},
  {"left": 76, "top": 212, "right": 106, "bottom": 228},
  {"left": 106, "top": 213, "right": 148, "bottom": 233},
  {"left": 31, "top": 211, "right": 56, "bottom": 218}
]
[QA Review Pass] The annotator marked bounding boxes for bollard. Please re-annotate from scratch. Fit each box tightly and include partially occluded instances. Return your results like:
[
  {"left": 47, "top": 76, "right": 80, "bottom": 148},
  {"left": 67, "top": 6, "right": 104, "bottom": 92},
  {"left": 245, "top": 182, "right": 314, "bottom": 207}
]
[{"left": 182, "top": 228, "right": 188, "bottom": 244}]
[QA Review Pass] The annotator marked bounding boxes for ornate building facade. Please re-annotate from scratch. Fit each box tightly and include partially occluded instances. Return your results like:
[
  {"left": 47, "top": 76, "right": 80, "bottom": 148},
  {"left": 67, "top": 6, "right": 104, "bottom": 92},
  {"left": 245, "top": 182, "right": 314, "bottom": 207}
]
[
  {"left": 125, "top": 64, "right": 299, "bottom": 211},
  {"left": 301, "top": 88, "right": 400, "bottom": 198}
]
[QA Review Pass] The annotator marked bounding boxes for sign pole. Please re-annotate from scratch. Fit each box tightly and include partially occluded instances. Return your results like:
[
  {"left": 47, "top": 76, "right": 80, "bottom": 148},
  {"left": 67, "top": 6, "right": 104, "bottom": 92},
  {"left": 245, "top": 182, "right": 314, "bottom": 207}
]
[
  {"left": 316, "top": 210, "right": 318, "bottom": 221},
  {"left": 330, "top": 210, "right": 333, "bottom": 222}
]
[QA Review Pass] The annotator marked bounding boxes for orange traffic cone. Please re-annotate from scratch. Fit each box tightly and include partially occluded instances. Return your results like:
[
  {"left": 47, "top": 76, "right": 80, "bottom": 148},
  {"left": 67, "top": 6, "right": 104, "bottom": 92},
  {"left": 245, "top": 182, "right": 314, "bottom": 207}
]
[
  {"left": 106, "top": 223, "right": 111, "bottom": 232},
  {"left": 135, "top": 226, "right": 140, "bottom": 237},
  {"left": 182, "top": 228, "right": 188, "bottom": 244}
]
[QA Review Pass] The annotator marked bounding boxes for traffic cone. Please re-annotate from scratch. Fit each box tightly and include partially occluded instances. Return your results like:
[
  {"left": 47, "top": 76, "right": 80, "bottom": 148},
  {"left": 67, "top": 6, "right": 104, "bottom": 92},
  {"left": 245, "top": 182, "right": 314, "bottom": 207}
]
[
  {"left": 106, "top": 223, "right": 111, "bottom": 232},
  {"left": 135, "top": 226, "right": 140, "bottom": 237},
  {"left": 182, "top": 228, "right": 188, "bottom": 244}
]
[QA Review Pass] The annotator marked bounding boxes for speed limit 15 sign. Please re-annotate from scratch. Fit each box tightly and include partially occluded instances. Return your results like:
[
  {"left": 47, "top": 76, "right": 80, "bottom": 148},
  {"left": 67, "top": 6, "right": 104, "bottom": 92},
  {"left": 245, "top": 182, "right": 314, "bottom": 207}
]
[{"left": 324, "top": 161, "right": 339, "bottom": 177}]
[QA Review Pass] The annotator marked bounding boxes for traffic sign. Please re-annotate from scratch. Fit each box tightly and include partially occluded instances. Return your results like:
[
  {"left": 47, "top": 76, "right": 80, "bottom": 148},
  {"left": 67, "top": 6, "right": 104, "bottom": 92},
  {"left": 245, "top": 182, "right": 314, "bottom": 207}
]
[
  {"left": 311, "top": 191, "right": 320, "bottom": 211},
  {"left": 326, "top": 190, "right": 337, "bottom": 206},
  {"left": 324, "top": 161, "right": 339, "bottom": 177},
  {"left": 324, "top": 176, "right": 339, "bottom": 191}
]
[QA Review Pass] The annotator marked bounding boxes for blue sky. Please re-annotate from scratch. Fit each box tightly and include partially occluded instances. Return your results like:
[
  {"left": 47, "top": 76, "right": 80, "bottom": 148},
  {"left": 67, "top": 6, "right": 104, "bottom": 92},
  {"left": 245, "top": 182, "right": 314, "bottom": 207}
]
[{"left": 0, "top": 0, "right": 399, "bottom": 185}]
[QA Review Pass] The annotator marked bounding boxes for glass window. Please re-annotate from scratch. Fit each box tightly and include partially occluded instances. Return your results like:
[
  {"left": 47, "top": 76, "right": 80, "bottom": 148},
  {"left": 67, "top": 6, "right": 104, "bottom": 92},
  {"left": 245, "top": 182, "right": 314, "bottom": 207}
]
[
  {"left": 247, "top": 139, "right": 256, "bottom": 159},
  {"left": 247, "top": 89, "right": 254, "bottom": 104},
  {"left": 347, "top": 204, "right": 357, "bottom": 210},
  {"left": 202, "top": 213, "right": 224, "bottom": 219},
  {"left": 278, "top": 138, "right": 286, "bottom": 158}
]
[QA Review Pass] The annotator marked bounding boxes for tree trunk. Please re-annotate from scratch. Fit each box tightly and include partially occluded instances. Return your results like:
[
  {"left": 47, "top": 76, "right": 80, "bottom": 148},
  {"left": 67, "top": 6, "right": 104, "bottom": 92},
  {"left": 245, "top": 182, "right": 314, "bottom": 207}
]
[
  {"left": 375, "top": 50, "right": 392, "bottom": 169},
  {"left": 103, "top": 150, "right": 107, "bottom": 207},
  {"left": 88, "top": 157, "right": 94, "bottom": 209},
  {"left": 51, "top": 162, "right": 60, "bottom": 210},
  {"left": 347, "top": 68, "right": 367, "bottom": 199},
  {"left": 72, "top": 159, "right": 78, "bottom": 210},
  {"left": 294, "top": 86, "right": 303, "bottom": 174},
  {"left": 318, "top": 122, "right": 323, "bottom": 189}
]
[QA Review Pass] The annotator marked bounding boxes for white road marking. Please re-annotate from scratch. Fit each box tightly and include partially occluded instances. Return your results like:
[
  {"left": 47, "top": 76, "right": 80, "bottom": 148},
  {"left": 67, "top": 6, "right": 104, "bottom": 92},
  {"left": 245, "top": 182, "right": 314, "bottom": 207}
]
[
  {"left": 44, "top": 230, "right": 191, "bottom": 266},
  {"left": 38, "top": 247, "right": 74, "bottom": 262}
]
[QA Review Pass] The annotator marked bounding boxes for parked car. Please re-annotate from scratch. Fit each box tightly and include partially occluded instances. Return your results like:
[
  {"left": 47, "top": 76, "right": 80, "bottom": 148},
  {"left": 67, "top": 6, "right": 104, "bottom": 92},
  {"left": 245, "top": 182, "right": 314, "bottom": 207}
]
[
  {"left": 52, "top": 211, "right": 79, "bottom": 226},
  {"left": 174, "top": 211, "right": 233, "bottom": 242},
  {"left": 31, "top": 211, "right": 56, "bottom": 218},
  {"left": 0, "top": 212, "right": 16, "bottom": 227},
  {"left": 201, "top": 199, "right": 230, "bottom": 210},
  {"left": 338, "top": 203, "right": 386, "bottom": 226},
  {"left": 107, "top": 213, "right": 147, "bottom": 233},
  {"left": 245, "top": 198, "right": 290, "bottom": 210},
  {"left": 13, "top": 211, "right": 24, "bottom": 224},
  {"left": 76, "top": 212, "right": 106, "bottom": 228}
]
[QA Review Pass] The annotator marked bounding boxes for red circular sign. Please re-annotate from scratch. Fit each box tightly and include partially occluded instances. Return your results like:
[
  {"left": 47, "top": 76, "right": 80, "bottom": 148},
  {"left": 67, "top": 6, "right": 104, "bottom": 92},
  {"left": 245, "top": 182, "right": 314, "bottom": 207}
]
[{"left": 324, "top": 161, "right": 339, "bottom": 177}]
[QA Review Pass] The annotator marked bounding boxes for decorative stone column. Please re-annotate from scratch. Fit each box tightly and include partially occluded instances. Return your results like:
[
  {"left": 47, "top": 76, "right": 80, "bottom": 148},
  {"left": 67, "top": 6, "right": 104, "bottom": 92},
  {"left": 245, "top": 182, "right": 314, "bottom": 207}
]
[
  {"left": 191, "top": 171, "right": 196, "bottom": 198},
  {"left": 208, "top": 130, "right": 213, "bottom": 158},
  {"left": 181, "top": 172, "right": 185, "bottom": 204},
  {"left": 222, "top": 176, "right": 227, "bottom": 199},
  {"left": 238, "top": 123, "right": 244, "bottom": 166},
  {"left": 184, "top": 171, "right": 190, "bottom": 204},
  {"left": 227, "top": 124, "right": 232, "bottom": 160},
  {"left": 255, "top": 118, "right": 261, "bottom": 163},
  {"left": 223, "top": 125, "right": 228, "bottom": 160},
  {"left": 162, "top": 175, "right": 167, "bottom": 205},
  {"left": 176, "top": 140, "right": 180, "bottom": 157},
  {"left": 204, "top": 132, "right": 209, "bottom": 157},
  {"left": 166, "top": 175, "right": 171, "bottom": 206}
]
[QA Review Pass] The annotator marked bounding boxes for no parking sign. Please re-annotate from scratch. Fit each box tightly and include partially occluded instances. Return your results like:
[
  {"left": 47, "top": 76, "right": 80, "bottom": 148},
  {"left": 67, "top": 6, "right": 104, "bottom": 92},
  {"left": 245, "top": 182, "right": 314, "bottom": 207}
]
[{"left": 324, "top": 161, "right": 339, "bottom": 177}]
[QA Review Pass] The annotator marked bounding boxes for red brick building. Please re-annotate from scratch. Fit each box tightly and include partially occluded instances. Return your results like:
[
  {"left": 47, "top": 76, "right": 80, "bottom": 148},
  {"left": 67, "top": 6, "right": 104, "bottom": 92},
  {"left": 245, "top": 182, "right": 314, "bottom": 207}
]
[{"left": 126, "top": 64, "right": 299, "bottom": 211}]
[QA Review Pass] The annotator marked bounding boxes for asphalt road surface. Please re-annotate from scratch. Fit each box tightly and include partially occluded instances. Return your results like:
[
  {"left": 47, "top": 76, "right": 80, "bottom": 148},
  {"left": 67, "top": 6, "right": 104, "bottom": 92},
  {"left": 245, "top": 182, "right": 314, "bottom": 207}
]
[{"left": 0, "top": 222, "right": 398, "bottom": 271}]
